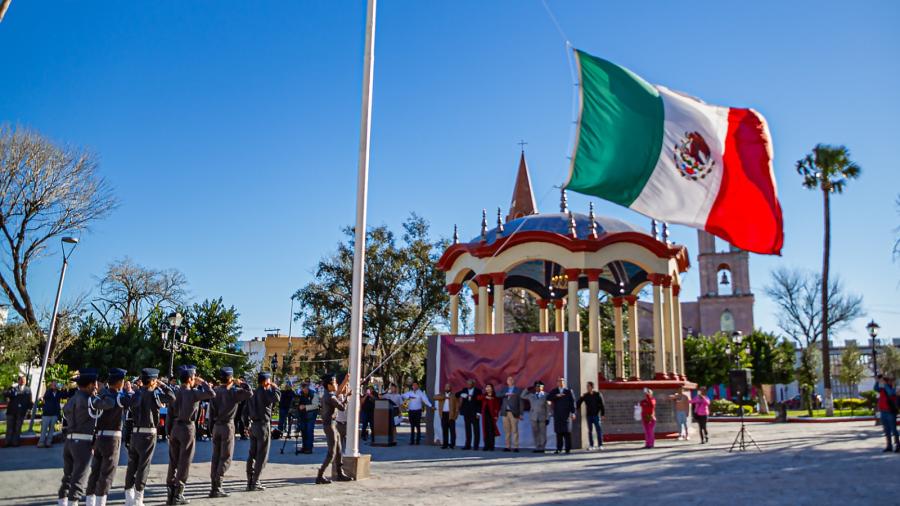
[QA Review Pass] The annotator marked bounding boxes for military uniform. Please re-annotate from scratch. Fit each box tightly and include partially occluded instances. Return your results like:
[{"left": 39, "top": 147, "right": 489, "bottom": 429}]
[
  {"left": 123, "top": 368, "right": 175, "bottom": 506},
  {"left": 166, "top": 366, "right": 215, "bottom": 505},
  {"left": 208, "top": 368, "right": 253, "bottom": 498},
  {"left": 245, "top": 372, "right": 280, "bottom": 491},
  {"left": 316, "top": 376, "right": 352, "bottom": 485},
  {"left": 58, "top": 369, "right": 100, "bottom": 506},
  {"left": 85, "top": 369, "right": 133, "bottom": 506}
]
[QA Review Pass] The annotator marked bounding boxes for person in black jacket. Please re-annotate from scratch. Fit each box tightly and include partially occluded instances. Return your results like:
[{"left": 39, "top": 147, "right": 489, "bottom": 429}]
[
  {"left": 577, "top": 381, "right": 606, "bottom": 450},
  {"left": 456, "top": 379, "right": 482, "bottom": 450},
  {"left": 4, "top": 375, "right": 33, "bottom": 447},
  {"left": 548, "top": 377, "right": 576, "bottom": 454}
]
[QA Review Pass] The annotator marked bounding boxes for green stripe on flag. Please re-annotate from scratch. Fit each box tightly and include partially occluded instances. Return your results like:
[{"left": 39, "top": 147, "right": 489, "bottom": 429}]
[{"left": 566, "top": 50, "right": 665, "bottom": 207}]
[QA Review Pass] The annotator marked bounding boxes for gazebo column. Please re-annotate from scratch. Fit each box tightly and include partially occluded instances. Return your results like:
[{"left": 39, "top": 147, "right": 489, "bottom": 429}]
[
  {"left": 650, "top": 274, "right": 668, "bottom": 379},
  {"left": 553, "top": 300, "right": 564, "bottom": 332},
  {"left": 662, "top": 276, "right": 676, "bottom": 377},
  {"left": 475, "top": 274, "right": 491, "bottom": 334},
  {"left": 487, "top": 294, "right": 494, "bottom": 334},
  {"left": 538, "top": 299, "right": 549, "bottom": 333},
  {"left": 585, "top": 269, "right": 602, "bottom": 353},
  {"left": 565, "top": 269, "right": 581, "bottom": 333},
  {"left": 447, "top": 283, "right": 461, "bottom": 335},
  {"left": 612, "top": 297, "right": 625, "bottom": 381},
  {"left": 491, "top": 273, "right": 506, "bottom": 335},
  {"left": 472, "top": 293, "right": 480, "bottom": 334},
  {"left": 673, "top": 284, "right": 685, "bottom": 379},
  {"left": 625, "top": 295, "right": 639, "bottom": 380}
]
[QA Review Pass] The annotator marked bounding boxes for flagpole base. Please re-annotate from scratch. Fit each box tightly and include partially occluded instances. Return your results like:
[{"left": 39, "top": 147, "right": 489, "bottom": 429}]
[{"left": 343, "top": 454, "right": 371, "bottom": 481}]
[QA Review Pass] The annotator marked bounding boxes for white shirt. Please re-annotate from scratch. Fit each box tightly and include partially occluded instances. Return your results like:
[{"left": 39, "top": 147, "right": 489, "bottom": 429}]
[
  {"left": 402, "top": 389, "right": 432, "bottom": 411},
  {"left": 441, "top": 392, "right": 452, "bottom": 412},
  {"left": 383, "top": 392, "right": 403, "bottom": 407}
]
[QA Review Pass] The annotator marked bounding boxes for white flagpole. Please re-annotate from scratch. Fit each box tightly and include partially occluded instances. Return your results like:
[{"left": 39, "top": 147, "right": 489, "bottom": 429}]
[{"left": 346, "top": 0, "right": 377, "bottom": 459}]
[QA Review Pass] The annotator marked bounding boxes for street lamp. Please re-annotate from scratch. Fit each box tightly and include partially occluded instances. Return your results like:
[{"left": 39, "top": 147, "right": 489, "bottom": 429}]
[
  {"left": 28, "top": 236, "right": 79, "bottom": 433},
  {"left": 867, "top": 320, "right": 880, "bottom": 376},
  {"left": 162, "top": 312, "right": 186, "bottom": 377}
]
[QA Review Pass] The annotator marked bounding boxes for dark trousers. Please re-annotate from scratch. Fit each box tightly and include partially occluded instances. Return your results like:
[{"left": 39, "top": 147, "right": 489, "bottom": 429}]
[
  {"left": 554, "top": 418, "right": 571, "bottom": 452},
  {"left": 246, "top": 421, "right": 271, "bottom": 483},
  {"left": 463, "top": 413, "right": 480, "bottom": 449},
  {"left": 125, "top": 433, "right": 156, "bottom": 492},
  {"left": 441, "top": 412, "right": 456, "bottom": 448},
  {"left": 695, "top": 415, "right": 709, "bottom": 440},
  {"left": 586, "top": 415, "right": 603, "bottom": 447},
  {"left": 408, "top": 409, "right": 423, "bottom": 443},
  {"left": 301, "top": 412, "right": 317, "bottom": 451},
  {"left": 211, "top": 423, "right": 236, "bottom": 483},
  {"left": 167, "top": 422, "right": 197, "bottom": 487},
  {"left": 278, "top": 407, "right": 290, "bottom": 433},
  {"left": 59, "top": 438, "right": 93, "bottom": 500},
  {"left": 86, "top": 435, "right": 121, "bottom": 496},
  {"left": 4, "top": 412, "right": 23, "bottom": 446},
  {"left": 337, "top": 421, "right": 347, "bottom": 450},
  {"left": 318, "top": 421, "right": 342, "bottom": 477},
  {"left": 483, "top": 415, "right": 496, "bottom": 450},
  {"left": 361, "top": 412, "right": 374, "bottom": 439}
]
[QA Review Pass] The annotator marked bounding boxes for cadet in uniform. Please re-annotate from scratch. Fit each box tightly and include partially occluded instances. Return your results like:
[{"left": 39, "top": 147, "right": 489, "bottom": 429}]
[
  {"left": 316, "top": 374, "right": 352, "bottom": 485},
  {"left": 85, "top": 368, "right": 132, "bottom": 506},
  {"left": 245, "top": 371, "right": 280, "bottom": 492},
  {"left": 208, "top": 367, "right": 253, "bottom": 498},
  {"left": 166, "top": 365, "right": 215, "bottom": 505},
  {"left": 123, "top": 368, "right": 176, "bottom": 506},
  {"left": 58, "top": 369, "right": 100, "bottom": 506}
]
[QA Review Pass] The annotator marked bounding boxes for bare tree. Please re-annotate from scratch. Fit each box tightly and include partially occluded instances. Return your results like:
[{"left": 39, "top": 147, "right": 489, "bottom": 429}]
[
  {"left": 0, "top": 125, "right": 116, "bottom": 325},
  {"left": 765, "top": 267, "right": 864, "bottom": 348},
  {"left": 92, "top": 257, "right": 188, "bottom": 326}
]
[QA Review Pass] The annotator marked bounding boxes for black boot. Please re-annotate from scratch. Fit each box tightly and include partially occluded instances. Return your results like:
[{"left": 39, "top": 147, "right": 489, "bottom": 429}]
[
  {"left": 208, "top": 480, "right": 229, "bottom": 498},
  {"left": 884, "top": 436, "right": 894, "bottom": 452},
  {"left": 246, "top": 477, "right": 254, "bottom": 492},
  {"left": 316, "top": 470, "right": 332, "bottom": 485},
  {"left": 894, "top": 436, "right": 900, "bottom": 453},
  {"left": 166, "top": 484, "right": 175, "bottom": 505},
  {"left": 173, "top": 484, "right": 190, "bottom": 505},
  {"left": 334, "top": 466, "right": 354, "bottom": 482}
]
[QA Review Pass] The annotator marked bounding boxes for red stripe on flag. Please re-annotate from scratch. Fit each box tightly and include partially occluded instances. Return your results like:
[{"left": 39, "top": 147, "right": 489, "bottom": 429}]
[{"left": 705, "top": 108, "right": 784, "bottom": 255}]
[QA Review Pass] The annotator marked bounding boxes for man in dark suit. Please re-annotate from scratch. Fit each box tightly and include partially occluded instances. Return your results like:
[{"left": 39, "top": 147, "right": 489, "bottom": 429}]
[
  {"left": 547, "top": 377, "right": 576, "bottom": 454},
  {"left": 456, "top": 379, "right": 482, "bottom": 450},
  {"left": 4, "top": 375, "right": 33, "bottom": 447}
]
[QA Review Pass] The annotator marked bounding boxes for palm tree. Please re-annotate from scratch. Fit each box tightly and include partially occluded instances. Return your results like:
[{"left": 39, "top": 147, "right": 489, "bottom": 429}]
[{"left": 796, "top": 144, "right": 861, "bottom": 416}]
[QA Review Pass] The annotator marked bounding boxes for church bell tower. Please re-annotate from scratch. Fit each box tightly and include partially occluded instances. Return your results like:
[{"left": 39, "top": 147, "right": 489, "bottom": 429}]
[{"left": 695, "top": 230, "right": 754, "bottom": 335}]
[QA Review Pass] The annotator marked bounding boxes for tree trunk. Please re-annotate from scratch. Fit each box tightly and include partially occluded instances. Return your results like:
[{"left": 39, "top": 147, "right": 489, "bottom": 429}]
[
  {"left": 821, "top": 187, "right": 834, "bottom": 416},
  {"left": 756, "top": 385, "right": 770, "bottom": 414}
]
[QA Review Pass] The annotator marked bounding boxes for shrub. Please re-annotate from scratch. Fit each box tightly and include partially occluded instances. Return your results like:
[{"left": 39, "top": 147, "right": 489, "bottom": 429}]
[
  {"left": 860, "top": 391, "right": 878, "bottom": 409},
  {"left": 833, "top": 398, "right": 867, "bottom": 410},
  {"left": 709, "top": 398, "right": 754, "bottom": 416}
]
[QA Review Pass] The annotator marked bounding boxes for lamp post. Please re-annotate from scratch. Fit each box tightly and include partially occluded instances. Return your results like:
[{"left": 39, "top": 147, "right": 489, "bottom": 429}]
[
  {"left": 162, "top": 312, "right": 186, "bottom": 378},
  {"left": 867, "top": 319, "right": 880, "bottom": 376},
  {"left": 28, "top": 237, "right": 79, "bottom": 433}
]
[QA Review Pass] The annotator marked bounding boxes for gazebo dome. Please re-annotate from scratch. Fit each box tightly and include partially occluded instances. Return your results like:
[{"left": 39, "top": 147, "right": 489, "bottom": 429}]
[{"left": 473, "top": 212, "right": 645, "bottom": 245}]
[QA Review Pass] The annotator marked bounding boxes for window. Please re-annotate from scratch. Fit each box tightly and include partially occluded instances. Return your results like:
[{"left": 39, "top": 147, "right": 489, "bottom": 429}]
[{"left": 720, "top": 310, "right": 735, "bottom": 333}]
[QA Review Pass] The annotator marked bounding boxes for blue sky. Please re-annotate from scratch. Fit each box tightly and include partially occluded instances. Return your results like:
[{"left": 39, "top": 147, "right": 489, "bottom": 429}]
[{"left": 2, "top": 1, "right": 898, "bottom": 343}]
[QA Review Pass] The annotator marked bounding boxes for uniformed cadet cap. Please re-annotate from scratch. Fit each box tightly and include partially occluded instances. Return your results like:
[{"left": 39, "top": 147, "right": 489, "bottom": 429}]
[
  {"left": 76, "top": 368, "right": 99, "bottom": 386},
  {"left": 219, "top": 367, "right": 234, "bottom": 380},
  {"left": 107, "top": 368, "right": 128, "bottom": 381},
  {"left": 258, "top": 371, "right": 272, "bottom": 382},
  {"left": 178, "top": 365, "right": 197, "bottom": 381},
  {"left": 320, "top": 374, "right": 334, "bottom": 385},
  {"left": 141, "top": 368, "right": 160, "bottom": 381}
]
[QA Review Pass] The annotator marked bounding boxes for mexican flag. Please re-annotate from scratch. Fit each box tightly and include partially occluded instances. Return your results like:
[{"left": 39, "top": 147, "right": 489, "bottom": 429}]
[{"left": 565, "top": 49, "right": 784, "bottom": 255}]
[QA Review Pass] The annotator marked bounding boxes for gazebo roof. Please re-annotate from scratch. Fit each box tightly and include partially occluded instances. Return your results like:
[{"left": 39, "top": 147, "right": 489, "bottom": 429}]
[{"left": 472, "top": 212, "right": 644, "bottom": 245}]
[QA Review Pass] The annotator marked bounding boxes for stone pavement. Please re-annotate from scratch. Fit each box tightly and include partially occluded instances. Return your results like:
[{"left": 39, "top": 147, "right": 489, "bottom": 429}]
[{"left": 0, "top": 421, "right": 897, "bottom": 506}]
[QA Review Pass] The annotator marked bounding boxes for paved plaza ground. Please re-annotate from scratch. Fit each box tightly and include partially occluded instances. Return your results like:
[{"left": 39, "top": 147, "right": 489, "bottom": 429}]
[{"left": 0, "top": 420, "right": 896, "bottom": 505}]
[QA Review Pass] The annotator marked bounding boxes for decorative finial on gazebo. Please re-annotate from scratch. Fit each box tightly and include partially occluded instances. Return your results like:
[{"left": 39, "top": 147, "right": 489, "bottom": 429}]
[
  {"left": 568, "top": 210, "right": 577, "bottom": 238},
  {"left": 496, "top": 207, "right": 505, "bottom": 236},
  {"left": 651, "top": 219, "right": 658, "bottom": 240},
  {"left": 662, "top": 222, "right": 670, "bottom": 244},
  {"left": 588, "top": 202, "right": 598, "bottom": 239},
  {"left": 452, "top": 224, "right": 459, "bottom": 245},
  {"left": 480, "top": 209, "right": 488, "bottom": 241},
  {"left": 560, "top": 188, "right": 568, "bottom": 213}
]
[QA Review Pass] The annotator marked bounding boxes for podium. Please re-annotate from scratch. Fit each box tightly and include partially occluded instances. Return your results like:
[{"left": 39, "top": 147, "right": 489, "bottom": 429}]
[{"left": 370, "top": 399, "right": 396, "bottom": 446}]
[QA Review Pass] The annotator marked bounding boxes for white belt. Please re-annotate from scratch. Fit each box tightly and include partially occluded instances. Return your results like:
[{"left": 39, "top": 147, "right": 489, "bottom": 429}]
[
  {"left": 96, "top": 430, "right": 122, "bottom": 437},
  {"left": 133, "top": 427, "right": 157, "bottom": 434},
  {"left": 68, "top": 433, "right": 93, "bottom": 441}
]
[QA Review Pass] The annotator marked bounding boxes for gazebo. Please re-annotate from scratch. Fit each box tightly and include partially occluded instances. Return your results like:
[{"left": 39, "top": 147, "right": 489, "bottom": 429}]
[{"left": 437, "top": 192, "right": 690, "bottom": 382}]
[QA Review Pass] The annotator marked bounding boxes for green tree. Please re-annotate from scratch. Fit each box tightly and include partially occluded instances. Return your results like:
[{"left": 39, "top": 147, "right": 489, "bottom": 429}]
[
  {"left": 179, "top": 298, "right": 250, "bottom": 380},
  {"left": 879, "top": 345, "right": 900, "bottom": 380},
  {"left": 293, "top": 214, "right": 448, "bottom": 385},
  {"left": 837, "top": 342, "right": 866, "bottom": 404},
  {"left": 797, "top": 144, "right": 862, "bottom": 416},
  {"left": 0, "top": 322, "right": 40, "bottom": 387},
  {"left": 744, "top": 330, "right": 795, "bottom": 414},
  {"left": 796, "top": 346, "right": 822, "bottom": 417},
  {"left": 684, "top": 333, "right": 748, "bottom": 388}
]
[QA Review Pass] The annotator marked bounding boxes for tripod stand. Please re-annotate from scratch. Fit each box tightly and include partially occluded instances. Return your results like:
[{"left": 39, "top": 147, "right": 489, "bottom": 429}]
[
  {"left": 280, "top": 414, "right": 302, "bottom": 455},
  {"left": 729, "top": 400, "right": 761, "bottom": 452}
]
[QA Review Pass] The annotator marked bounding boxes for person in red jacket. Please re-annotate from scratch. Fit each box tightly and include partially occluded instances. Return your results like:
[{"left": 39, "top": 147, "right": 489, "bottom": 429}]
[
  {"left": 479, "top": 383, "right": 501, "bottom": 451},
  {"left": 640, "top": 388, "right": 657, "bottom": 449}
]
